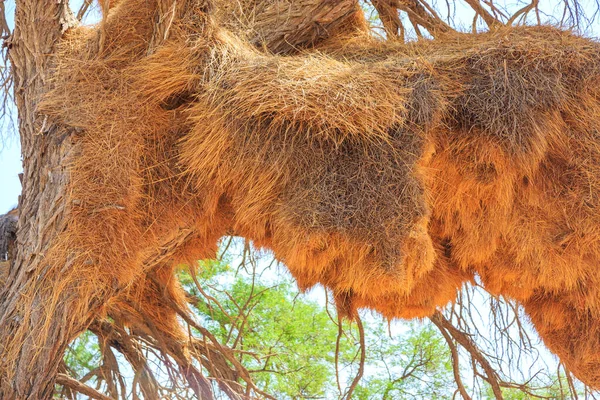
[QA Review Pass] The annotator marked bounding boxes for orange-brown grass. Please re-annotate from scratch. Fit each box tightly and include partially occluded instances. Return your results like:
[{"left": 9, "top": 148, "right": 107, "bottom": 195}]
[{"left": 15, "top": 0, "right": 600, "bottom": 389}]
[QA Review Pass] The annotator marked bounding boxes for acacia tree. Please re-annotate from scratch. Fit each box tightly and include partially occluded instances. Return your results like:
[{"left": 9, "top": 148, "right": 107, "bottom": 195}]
[{"left": 0, "top": 0, "right": 598, "bottom": 399}]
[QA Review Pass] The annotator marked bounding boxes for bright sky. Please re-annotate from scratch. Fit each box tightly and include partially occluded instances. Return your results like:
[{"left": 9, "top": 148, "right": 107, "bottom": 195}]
[{"left": 0, "top": 135, "right": 19, "bottom": 214}]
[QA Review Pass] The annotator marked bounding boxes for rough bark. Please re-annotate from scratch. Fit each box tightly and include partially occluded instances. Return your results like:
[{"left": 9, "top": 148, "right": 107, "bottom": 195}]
[
  {"left": 216, "top": 0, "right": 363, "bottom": 53},
  {"left": 0, "top": 209, "right": 17, "bottom": 262},
  {"left": 372, "top": 0, "right": 452, "bottom": 38},
  {"left": 0, "top": 1, "right": 77, "bottom": 398},
  {"left": 0, "top": 210, "right": 17, "bottom": 284}
]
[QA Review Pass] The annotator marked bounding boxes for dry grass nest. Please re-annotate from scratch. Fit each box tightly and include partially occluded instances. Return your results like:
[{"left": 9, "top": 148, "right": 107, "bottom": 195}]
[{"left": 21, "top": 0, "right": 600, "bottom": 388}]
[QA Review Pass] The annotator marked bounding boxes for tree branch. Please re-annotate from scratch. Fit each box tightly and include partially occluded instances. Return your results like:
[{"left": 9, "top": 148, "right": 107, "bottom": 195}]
[
  {"left": 55, "top": 373, "right": 113, "bottom": 400},
  {"left": 431, "top": 312, "right": 504, "bottom": 399}
]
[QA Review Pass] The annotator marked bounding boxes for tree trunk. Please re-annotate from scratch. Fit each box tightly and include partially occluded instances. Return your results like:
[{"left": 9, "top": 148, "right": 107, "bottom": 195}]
[{"left": 0, "top": 1, "right": 77, "bottom": 397}]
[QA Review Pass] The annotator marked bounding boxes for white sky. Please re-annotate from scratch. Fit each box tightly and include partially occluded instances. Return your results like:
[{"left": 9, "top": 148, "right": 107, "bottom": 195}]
[{"left": 0, "top": 136, "right": 19, "bottom": 214}]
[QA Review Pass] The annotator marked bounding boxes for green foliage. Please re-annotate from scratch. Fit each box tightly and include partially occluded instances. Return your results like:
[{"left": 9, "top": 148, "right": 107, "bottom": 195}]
[
  {"left": 353, "top": 321, "right": 454, "bottom": 399},
  {"left": 181, "top": 258, "right": 346, "bottom": 398},
  {"left": 63, "top": 330, "right": 101, "bottom": 379},
  {"left": 179, "top": 245, "right": 455, "bottom": 399}
]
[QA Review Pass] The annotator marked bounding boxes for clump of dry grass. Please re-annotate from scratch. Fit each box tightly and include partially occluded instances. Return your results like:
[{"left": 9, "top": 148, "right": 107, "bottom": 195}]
[{"left": 7, "top": 0, "right": 600, "bottom": 390}]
